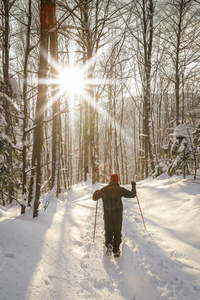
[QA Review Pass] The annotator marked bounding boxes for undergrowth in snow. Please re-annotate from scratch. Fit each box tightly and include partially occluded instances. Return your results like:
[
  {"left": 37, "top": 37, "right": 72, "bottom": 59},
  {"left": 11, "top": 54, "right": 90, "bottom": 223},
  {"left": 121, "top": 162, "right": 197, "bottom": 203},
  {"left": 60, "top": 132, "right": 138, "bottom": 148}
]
[{"left": 0, "top": 175, "right": 200, "bottom": 300}]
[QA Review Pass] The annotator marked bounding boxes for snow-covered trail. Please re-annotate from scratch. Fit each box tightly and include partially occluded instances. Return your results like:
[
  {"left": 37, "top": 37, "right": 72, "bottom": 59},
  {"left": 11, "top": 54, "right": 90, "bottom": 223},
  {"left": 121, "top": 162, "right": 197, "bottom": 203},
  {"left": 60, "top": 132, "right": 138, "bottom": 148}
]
[{"left": 0, "top": 176, "right": 200, "bottom": 300}]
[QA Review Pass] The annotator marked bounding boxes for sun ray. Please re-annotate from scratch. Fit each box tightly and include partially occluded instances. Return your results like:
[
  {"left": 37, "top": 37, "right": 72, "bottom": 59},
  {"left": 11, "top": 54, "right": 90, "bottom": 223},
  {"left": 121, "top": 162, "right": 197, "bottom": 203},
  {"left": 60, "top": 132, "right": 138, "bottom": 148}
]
[
  {"left": 37, "top": 47, "right": 132, "bottom": 148},
  {"left": 79, "top": 77, "right": 134, "bottom": 147}
]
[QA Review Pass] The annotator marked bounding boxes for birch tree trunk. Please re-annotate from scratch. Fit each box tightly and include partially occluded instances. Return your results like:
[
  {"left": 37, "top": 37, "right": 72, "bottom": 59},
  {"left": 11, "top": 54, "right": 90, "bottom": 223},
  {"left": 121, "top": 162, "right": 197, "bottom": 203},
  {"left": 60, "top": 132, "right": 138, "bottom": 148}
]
[{"left": 142, "top": 0, "right": 155, "bottom": 175}]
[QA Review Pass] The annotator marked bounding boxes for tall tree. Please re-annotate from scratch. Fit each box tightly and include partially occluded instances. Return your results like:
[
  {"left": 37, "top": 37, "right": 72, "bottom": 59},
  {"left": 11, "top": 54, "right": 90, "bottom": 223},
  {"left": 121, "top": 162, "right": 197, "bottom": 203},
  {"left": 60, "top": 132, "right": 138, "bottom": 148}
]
[
  {"left": 161, "top": 0, "right": 200, "bottom": 126},
  {"left": 22, "top": 0, "right": 32, "bottom": 213},
  {"left": 31, "top": 0, "right": 48, "bottom": 217},
  {"left": 142, "top": 0, "right": 155, "bottom": 174},
  {"left": 126, "top": 0, "right": 156, "bottom": 177},
  {"left": 49, "top": 1, "right": 60, "bottom": 195},
  {"left": 1, "top": 0, "right": 18, "bottom": 202}
]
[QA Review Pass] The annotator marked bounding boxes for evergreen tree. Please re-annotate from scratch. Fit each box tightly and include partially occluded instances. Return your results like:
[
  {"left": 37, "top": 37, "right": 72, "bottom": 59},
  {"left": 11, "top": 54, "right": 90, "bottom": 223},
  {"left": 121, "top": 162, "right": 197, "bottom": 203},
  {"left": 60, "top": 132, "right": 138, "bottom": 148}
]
[{"left": 168, "top": 124, "right": 194, "bottom": 178}]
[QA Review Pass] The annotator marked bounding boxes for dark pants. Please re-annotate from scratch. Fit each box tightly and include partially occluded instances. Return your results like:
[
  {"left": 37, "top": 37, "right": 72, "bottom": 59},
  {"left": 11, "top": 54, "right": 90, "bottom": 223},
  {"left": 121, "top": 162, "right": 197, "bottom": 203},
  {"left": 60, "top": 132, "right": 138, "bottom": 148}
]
[{"left": 104, "top": 209, "right": 122, "bottom": 253}]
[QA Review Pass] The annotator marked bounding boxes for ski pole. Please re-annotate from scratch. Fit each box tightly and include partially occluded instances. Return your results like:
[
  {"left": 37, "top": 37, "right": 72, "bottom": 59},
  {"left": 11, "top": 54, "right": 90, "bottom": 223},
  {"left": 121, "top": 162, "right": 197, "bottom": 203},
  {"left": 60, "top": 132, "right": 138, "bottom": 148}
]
[
  {"left": 136, "top": 194, "right": 146, "bottom": 230},
  {"left": 93, "top": 200, "right": 98, "bottom": 242}
]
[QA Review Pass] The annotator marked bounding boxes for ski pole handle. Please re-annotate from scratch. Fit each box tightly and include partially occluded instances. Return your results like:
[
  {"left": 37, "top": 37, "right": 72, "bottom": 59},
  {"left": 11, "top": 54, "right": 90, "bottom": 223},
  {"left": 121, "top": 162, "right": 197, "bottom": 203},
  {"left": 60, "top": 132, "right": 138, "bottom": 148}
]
[
  {"left": 136, "top": 194, "right": 146, "bottom": 230},
  {"left": 93, "top": 200, "right": 98, "bottom": 242}
]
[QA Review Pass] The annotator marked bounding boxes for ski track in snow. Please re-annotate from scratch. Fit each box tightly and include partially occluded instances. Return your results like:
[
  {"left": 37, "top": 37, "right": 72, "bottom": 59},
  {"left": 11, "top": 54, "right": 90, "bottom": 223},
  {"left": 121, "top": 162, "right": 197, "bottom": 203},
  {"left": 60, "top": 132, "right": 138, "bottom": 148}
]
[{"left": 0, "top": 176, "right": 200, "bottom": 299}]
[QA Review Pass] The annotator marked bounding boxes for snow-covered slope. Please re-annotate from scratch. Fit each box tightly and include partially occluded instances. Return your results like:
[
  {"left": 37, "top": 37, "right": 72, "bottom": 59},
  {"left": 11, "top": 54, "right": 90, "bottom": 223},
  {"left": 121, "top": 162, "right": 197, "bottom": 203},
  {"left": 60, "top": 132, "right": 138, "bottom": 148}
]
[{"left": 0, "top": 175, "right": 200, "bottom": 300}]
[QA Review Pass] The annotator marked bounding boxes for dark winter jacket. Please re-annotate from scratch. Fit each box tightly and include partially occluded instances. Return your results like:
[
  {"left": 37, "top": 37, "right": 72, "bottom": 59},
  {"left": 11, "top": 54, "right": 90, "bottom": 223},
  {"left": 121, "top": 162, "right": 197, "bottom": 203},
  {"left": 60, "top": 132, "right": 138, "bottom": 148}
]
[{"left": 93, "top": 181, "right": 136, "bottom": 213}]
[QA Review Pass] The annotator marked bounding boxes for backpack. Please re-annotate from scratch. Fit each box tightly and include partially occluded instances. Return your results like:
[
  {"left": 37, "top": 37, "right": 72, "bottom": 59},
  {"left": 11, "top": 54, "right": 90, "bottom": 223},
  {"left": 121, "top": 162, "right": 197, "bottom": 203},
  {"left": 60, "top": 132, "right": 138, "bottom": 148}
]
[{"left": 103, "top": 185, "right": 122, "bottom": 212}]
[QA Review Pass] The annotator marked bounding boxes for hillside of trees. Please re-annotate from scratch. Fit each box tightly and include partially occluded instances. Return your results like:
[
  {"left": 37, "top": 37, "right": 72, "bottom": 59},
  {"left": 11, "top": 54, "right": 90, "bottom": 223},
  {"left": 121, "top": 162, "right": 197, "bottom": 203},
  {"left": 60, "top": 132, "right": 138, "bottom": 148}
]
[{"left": 0, "top": 0, "right": 200, "bottom": 217}]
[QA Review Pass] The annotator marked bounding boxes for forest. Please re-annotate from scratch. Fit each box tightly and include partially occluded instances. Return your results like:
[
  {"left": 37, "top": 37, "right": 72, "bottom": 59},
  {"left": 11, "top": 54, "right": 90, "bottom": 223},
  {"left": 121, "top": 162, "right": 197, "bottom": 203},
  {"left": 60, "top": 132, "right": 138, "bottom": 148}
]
[{"left": 0, "top": 0, "right": 200, "bottom": 217}]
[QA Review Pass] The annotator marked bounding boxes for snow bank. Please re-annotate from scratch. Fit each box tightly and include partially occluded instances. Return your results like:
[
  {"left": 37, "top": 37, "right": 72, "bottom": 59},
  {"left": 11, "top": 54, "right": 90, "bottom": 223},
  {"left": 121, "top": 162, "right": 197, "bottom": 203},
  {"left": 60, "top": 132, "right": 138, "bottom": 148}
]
[
  {"left": 0, "top": 204, "right": 20, "bottom": 219},
  {"left": 0, "top": 205, "right": 6, "bottom": 218}
]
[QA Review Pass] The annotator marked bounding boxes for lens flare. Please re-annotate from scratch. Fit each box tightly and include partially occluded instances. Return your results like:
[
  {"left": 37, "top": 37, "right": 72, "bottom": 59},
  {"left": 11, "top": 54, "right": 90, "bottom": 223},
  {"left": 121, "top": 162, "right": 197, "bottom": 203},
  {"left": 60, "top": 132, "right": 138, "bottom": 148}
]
[{"left": 60, "top": 67, "right": 84, "bottom": 97}]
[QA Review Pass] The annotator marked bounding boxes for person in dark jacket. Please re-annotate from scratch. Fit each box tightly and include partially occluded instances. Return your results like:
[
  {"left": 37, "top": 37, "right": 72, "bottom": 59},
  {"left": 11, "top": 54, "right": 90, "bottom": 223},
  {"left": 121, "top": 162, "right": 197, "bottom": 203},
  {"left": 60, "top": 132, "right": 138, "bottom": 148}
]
[{"left": 93, "top": 173, "right": 136, "bottom": 257}]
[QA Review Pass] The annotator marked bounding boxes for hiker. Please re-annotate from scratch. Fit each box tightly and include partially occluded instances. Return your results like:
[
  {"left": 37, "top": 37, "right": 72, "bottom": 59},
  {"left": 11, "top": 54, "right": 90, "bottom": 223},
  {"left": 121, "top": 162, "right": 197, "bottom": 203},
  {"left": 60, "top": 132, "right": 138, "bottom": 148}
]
[{"left": 93, "top": 174, "right": 136, "bottom": 257}]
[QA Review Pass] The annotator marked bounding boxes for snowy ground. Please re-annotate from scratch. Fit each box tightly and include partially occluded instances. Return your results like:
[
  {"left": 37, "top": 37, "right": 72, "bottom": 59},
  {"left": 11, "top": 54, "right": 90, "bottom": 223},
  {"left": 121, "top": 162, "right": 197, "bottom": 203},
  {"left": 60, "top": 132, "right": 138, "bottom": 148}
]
[{"left": 0, "top": 174, "right": 200, "bottom": 300}]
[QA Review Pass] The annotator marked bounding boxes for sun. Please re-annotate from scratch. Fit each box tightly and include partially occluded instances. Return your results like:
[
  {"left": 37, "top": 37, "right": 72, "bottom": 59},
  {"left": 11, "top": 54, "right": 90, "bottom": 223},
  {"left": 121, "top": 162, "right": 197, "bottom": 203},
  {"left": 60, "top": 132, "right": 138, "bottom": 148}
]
[{"left": 60, "top": 66, "right": 84, "bottom": 97}]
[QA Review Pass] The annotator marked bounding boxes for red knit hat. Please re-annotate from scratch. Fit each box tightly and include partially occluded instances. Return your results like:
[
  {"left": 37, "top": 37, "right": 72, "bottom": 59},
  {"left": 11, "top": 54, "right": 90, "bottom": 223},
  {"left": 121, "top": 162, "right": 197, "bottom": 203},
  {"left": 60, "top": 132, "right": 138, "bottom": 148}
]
[{"left": 110, "top": 174, "right": 119, "bottom": 182}]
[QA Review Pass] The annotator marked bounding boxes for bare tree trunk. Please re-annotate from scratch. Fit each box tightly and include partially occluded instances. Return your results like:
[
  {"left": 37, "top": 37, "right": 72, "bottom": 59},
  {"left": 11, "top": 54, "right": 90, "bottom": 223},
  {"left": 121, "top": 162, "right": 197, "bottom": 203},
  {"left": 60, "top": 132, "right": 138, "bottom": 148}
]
[
  {"left": 60, "top": 131, "right": 67, "bottom": 190},
  {"left": 64, "top": 112, "right": 70, "bottom": 189},
  {"left": 83, "top": 92, "right": 89, "bottom": 181},
  {"left": 142, "top": 0, "right": 155, "bottom": 175},
  {"left": 2, "top": 0, "right": 9, "bottom": 94},
  {"left": 113, "top": 92, "right": 120, "bottom": 176},
  {"left": 81, "top": 3, "right": 89, "bottom": 182},
  {"left": 50, "top": 18, "right": 60, "bottom": 196},
  {"left": 123, "top": 142, "right": 128, "bottom": 184},
  {"left": 175, "top": 0, "right": 184, "bottom": 126},
  {"left": 103, "top": 125, "right": 108, "bottom": 182},
  {"left": 95, "top": 103, "right": 99, "bottom": 183},
  {"left": 133, "top": 112, "right": 137, "bottom": 182},
  {"left": 78, "top": 98, "right": 83, "bottom": 182},
  {"left": 2, "top": 0, "right": 14, "bottom": 203},
  {"left": 119, "top": 71, "right": 125, "bottom": 184},
  {"left": 22, "top": 0, "right": 32, "bottom": 214},
  {"left": 44, "top": 111, "right": 51, "bottom": 187},
  {"left": 88, "top": 78, "right": 96, "bottom": 183},
  {"left": 32, "top": 0, "right": 48, "bottom": 217}
]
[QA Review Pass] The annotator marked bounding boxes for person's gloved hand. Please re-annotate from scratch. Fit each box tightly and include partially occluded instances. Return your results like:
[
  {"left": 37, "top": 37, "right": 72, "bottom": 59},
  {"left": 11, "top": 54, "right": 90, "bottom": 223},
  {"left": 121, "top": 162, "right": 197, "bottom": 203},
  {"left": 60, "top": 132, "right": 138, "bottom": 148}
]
[
  {"left": 93, "top": 190, "right": 100, "bottom": 200},
  {"left": 131, "top": 181, "right": 136, "bottom": 187},
  {"left": 93, "top": 190, "right": 100, "bottom": 195}
]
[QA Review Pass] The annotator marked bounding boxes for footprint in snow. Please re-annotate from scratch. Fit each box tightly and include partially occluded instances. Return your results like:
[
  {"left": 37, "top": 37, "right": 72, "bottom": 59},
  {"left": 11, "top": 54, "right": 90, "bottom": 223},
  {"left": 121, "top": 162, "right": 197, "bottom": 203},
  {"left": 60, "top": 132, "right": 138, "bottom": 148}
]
[
  {"left": 193, "top": 285, "right": 200, "bottom": 291},
  {"left": 134, "top": 217, "right": 140, "bottom": 223},
  {"left": 44, "top": 279, "right": 50, "bottom": 285},
  {"left": 4, "top": 253, "right": 15, "bottom": 258}
]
